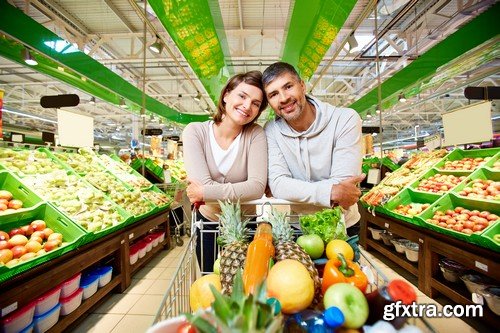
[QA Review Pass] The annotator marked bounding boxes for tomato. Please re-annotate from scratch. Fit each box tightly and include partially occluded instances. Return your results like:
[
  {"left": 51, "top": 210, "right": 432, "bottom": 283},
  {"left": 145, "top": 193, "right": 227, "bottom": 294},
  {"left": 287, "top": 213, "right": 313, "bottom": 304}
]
[{"left": 177, "top": 323, "right": 197, "bottom": 333}]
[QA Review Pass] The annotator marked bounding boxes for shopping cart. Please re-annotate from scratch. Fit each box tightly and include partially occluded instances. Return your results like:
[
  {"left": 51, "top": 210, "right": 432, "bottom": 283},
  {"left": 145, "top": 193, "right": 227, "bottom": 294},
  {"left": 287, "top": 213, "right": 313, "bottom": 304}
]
[
  {"left": 151, "top": 200, "right": 436, "bottom": 332},
  {"left": 156, "top": 182, "right": 190, "bottom": 247}
]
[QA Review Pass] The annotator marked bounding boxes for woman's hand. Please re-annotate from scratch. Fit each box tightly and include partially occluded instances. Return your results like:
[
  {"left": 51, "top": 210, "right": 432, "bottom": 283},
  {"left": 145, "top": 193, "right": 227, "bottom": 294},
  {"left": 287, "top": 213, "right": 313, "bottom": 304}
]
[{"left": 186, "top": 178, "right": 204, "bottom": 203}]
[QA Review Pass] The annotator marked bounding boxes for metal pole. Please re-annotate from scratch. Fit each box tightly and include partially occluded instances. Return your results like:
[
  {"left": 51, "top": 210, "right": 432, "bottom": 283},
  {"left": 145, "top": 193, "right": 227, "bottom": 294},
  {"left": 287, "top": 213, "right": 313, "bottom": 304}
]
[{"left": 374, "top": 1, "right": 383, "bottom": 160}]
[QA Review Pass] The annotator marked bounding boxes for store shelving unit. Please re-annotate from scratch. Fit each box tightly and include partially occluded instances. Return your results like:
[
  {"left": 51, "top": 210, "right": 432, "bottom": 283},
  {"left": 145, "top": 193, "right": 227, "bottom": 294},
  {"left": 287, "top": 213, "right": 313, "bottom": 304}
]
[
  {"left": 361, "top": 207, "right": 500, "bottom": 329},
  {"left": 0, "top": 209, "right": 171, "bottom": 332}
]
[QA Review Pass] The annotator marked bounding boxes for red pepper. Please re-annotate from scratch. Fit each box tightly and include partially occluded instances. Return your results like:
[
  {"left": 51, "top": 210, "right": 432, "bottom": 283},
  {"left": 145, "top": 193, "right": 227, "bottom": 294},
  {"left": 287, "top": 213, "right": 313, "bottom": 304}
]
[{"left": 322, "top": 253, "right": 368, "bottom": 294}]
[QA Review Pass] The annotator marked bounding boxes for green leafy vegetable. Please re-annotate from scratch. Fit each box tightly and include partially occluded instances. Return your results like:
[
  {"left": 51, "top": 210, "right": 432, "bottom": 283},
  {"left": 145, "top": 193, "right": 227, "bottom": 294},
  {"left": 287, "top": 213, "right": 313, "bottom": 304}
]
[{"left": 299, "top": 207, "right": 346, "bottom": 243}]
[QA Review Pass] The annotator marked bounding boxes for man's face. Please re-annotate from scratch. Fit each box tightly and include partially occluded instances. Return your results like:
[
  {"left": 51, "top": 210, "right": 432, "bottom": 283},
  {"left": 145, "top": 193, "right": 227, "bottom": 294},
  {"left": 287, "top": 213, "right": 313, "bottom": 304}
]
[{"left": 264, "top": 72, "right": 307, "bottom": 122}]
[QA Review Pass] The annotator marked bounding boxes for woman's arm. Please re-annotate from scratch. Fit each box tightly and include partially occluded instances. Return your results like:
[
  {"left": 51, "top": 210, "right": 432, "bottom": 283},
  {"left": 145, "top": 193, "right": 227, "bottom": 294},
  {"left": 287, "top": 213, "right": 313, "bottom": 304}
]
[{"left": 202, "top": 126, "right": 268, "bottom": 202}]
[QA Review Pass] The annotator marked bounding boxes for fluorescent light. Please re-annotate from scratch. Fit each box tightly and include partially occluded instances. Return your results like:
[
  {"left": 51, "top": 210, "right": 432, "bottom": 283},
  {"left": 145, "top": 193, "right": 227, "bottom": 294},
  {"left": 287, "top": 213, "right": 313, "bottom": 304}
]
[{"left": 2, "top": 107, "right": 57, "bottom": 124}]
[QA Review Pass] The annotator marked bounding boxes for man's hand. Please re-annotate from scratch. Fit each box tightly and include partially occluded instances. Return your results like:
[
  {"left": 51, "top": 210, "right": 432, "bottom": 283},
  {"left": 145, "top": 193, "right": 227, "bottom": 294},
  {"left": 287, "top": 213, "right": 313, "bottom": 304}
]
[
  {"left": 330, "top": 174, "right": 366, "bottom": 209},
  {"left": 186, "top": 178, "right": 204, "bottom": 203}
]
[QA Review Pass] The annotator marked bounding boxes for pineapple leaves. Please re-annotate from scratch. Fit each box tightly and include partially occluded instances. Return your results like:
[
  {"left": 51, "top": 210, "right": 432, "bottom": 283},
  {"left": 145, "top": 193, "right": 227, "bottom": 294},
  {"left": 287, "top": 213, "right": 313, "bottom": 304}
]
[
  {"left": 231, "top": 270, "right": 244, "bottom": 300},
  {"left": 209, "top": 284, "right": 232, "bottom": 323},
  {"left": 184, "top": 313, "right": 217, "bottom": 333}
]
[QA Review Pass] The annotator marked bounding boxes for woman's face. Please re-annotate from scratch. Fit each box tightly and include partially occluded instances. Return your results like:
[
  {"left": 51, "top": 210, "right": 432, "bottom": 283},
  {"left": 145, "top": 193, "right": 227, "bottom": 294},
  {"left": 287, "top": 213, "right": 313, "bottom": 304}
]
[{"left": 223, "top": 82, "right": 263, "bottom": 126}]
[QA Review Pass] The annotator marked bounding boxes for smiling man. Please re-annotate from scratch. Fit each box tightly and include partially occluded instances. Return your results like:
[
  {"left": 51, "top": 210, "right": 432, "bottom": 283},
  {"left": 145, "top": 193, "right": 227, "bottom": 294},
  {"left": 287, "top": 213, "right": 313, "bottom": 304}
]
[{"left": 263, "top": 62, "right": 365, "bottom": 235}]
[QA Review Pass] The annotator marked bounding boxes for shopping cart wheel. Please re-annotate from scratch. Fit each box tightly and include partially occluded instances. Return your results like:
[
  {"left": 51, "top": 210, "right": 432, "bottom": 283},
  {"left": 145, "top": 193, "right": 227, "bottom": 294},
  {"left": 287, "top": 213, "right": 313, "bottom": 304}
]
[{"left": 176, "top": 236, "right": 184, "bottom": 247}]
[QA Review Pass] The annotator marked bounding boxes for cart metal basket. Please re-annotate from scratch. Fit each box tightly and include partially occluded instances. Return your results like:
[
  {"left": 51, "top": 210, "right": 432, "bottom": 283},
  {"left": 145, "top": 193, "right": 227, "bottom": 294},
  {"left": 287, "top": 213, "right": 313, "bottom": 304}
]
[{"left": 151, "top": 200, "right": 436, "bottom": 332}]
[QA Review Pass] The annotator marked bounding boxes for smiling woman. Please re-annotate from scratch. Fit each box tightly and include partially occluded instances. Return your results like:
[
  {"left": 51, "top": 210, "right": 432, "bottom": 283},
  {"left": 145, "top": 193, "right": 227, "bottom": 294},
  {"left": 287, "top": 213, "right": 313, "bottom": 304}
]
[{"left": 182, "top": 71, "right": 269, "bottom": 271}]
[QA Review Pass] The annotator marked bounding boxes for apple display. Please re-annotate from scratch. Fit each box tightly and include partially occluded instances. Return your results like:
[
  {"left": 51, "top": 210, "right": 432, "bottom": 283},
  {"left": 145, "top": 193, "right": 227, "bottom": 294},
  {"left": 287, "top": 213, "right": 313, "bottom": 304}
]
[
  {"left": 0, "top": 241, "right": 11, "bottom": 250},
  {"left": 11, "top": 245, "right": 28, "bottom": 259},
  {"left": 8, "top": 228, "right": 25, "bottom": 237},
  {"left": 323, "top": 283, "right": 369, "bottom": 329},
  {"left": 47, "top": 233, "right": 63, "bottom": 244},
  {"left": 43, "top": 240, "right": 60, "bottom": 252},
  {"left": 457, "top": 179, "right": 500, "bottom": 201},
  {"left": 426, "top": 207, "right": 498, "bottom": 235},
  {"left": 25, "top": 241, "right": 42, "bottom": 253},
  {"left": 8, "top": 234, "right": 28, "bottom": 247},
  {"left": 0, "top": 249, "right": 13, "bottom": 264},
  {"left": 20, "top": 225, "right": 34, "bottom": 237},
  {"left": 440, "top": 157, "right": 489, "bottom": 171},
  {"left": 416, "top": 174, "right": 466, "bottom": 194},
  {"left": 30, "top": 220, "right": 46, "bottom": 231}
]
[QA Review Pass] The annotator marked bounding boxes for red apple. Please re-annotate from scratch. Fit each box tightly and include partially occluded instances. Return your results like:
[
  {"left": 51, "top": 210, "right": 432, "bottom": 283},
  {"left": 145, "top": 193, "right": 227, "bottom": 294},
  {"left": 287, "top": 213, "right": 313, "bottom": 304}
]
[
  {"left": 47, "top": 233, "right": 63, "bottom": 244},
  {"left": 25, "top": 241, "right": 42, "bottom": 253},
  {"left": 20, "top": 225, "right": 34, "bottom": 237},
  {"left": 11, "top": 245, "right": 27, "bottom": 259},
  {"left": 30, "top": 220, "right": 46, "bottom": 232},
  {"left": 0, "top": 231, "right": 9, "bottom": 241},
  {"left": 7, "top": 200, "right": 23, "bottom": 210},
  {"left": 31, "top": 231, "right": 45, "bottom": 240},
  {"left": 43, "top": 240, "right": 59, "bottom": 252},
  {"left": 8, "top": 234, "right": 28, "bottom": 247},
  {"left": 29, "top": 236, "right": 43, "bottom": 244},
  {"left": 0, "top": 190, "right": 13, "bottom": 201},
  {"left": 43, "top": 228, "right": 54, "bottom": 239},
  {"left": 8, "top": 228, "right": 25, "bottom": 237},
  {"left": 0, "top": 249, "right": 13, "bottom": 264}
]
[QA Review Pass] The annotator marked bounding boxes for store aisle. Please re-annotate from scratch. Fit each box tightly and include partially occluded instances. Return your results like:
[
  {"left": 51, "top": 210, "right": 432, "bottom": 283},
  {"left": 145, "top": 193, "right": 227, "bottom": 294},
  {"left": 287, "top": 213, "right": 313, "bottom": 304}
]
[{"left": 72, "top": 239, "right": 189, "bottom": 333}]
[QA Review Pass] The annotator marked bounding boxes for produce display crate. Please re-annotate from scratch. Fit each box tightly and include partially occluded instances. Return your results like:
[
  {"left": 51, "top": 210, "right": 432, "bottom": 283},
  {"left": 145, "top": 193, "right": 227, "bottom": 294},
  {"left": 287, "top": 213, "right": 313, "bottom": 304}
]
[
  {"left": 0, "top": 147, "right": 68, "bottom": 177},
  {"left": 105, "top": 154, "right": 153, "bottom": 190},
  {"left": 0, "top": 170, "right": 43, "bottom": 217},
  {"left": 131, "top": 158, "right": 164, "bottom": 181},
  {"left": 417, "top": 193, "right": 499, "bottom": 245},
  {"left": 452, "top": 167, "right": 500, "bottom": 204},
  {"left": 433, "top": 148, "right": 499, "bottom": 175},
  {"left": 408, "top": 168, "right": 468, "bottom": 197},
  {"left": 383, "top": 188, "right": 436, "bottom": 226},
  {"left": 0, "top": 203, "right": 87, "bottom": 283},
  {"left": 142, "top": 185, "right": 173, "bottom": 212},
  {"left": 478, "top": 222, "right": 500, "bottom": 252},
  {"left": 22, "top": 169, "right": 132, "bottom": 244}
]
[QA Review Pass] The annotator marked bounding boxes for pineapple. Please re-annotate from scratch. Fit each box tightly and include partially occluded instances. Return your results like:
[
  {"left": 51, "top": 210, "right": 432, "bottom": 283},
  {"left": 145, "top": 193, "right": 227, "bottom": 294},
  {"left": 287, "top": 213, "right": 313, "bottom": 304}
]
[
  {"left": 217, "top": 200, "right": 251, "bottom": 295},
  {"left": 186, "top": 270, "right": 283, "bottom": 333},
  {"left": 268, "top": 209, "right": 322, "bottom": 304}
]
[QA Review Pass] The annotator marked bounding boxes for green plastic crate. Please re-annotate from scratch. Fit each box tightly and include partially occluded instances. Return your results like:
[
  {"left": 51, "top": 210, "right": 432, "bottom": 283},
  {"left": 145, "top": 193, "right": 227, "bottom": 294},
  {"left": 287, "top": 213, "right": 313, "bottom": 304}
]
[
  {"left": 408, "top": 168, "right": 468, "bottom": 197},
  {"left": 142, "top": 185, "right": 173, "bottom": 212},
  {"left": 417, "top": 193, "right": 499, "bottom": 246},
  {"left": 109, "top": 154, "right": 153, "bottom": 190},
  {"left": 477, "top": 223, "right": 500, "bottom": 252},
  {"left": 0, "top": 170, "right": 43, "bottom": 216},
  {"left": 0, "top": 147, "right": 68, "bottom": 177},
  {"left": 433, "top": 148, "right": 499, "bottom": 174},
  {"left": 383, "top": 188, "right": 436, "bottom": 226},
  {"left": 0, "top": 203, "right": 87, "bottom": 283},
  {"left": 453, "top": 168, "right": 500, "bottom": 204}
]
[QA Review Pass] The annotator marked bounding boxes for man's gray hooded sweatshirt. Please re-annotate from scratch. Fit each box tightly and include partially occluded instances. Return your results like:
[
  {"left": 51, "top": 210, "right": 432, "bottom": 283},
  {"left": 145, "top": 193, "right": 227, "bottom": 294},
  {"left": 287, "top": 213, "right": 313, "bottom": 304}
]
[{"left": 265, "top": 95, "right": 363, "bottom": 227}]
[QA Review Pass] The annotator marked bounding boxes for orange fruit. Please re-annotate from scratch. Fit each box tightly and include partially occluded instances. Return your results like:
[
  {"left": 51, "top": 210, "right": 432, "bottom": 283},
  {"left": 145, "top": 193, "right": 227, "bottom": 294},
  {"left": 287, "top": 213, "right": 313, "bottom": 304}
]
[
  {"left": 267, "top": 259, "right": 314, "bottom": 314},
  {"left": 189, "top": 274, "right": 221, "bottom": 312},
  {"left": 326, "top": 239, "right": 354, "bottom": 261}
]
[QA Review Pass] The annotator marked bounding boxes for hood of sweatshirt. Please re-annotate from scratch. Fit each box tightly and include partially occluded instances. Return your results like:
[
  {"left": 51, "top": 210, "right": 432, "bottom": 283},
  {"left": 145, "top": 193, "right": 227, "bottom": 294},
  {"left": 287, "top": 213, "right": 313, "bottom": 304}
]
[{"left": 275, "top": 95, "right": 334, "bottom": 138}]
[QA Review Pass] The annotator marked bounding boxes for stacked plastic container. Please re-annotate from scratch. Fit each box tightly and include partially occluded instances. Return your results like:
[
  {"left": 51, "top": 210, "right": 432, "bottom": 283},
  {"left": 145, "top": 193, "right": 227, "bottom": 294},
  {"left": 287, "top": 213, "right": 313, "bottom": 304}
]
[{"left": 128, "top": 231, "right": 165, "bottom": 265}]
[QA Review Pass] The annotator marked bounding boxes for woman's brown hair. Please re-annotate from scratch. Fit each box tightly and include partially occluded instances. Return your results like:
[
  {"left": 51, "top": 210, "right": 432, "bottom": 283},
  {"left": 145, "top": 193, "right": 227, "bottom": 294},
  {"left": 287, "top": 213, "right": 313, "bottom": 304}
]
[{"left": 213, "top": 71, "right": 268, "bottom": 126}]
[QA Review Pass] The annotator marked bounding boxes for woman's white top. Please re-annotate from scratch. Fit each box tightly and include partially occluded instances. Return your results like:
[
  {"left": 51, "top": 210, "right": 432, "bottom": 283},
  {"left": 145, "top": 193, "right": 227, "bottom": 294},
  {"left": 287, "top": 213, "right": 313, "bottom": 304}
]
[{"left": 208, "top": 121, "right": 242, "bottom": 176}]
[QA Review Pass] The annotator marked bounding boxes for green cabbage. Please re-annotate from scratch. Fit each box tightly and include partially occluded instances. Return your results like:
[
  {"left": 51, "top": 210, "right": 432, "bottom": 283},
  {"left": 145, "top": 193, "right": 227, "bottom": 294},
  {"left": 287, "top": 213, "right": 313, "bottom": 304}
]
[{"left": 299, "top": 207, "right": 347, "bottom": 243}]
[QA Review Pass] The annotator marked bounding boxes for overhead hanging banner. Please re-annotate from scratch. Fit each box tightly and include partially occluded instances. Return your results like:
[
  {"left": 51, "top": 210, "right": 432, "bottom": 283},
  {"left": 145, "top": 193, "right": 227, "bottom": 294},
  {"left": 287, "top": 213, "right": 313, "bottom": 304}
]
[
  {"left": 0, "top": 90, "right": 3, "bottom": 139},
  {"left": 442, "top": 101, "right": 492, "bottom": 147},
  {"left": 57, "top": 109, "right": 94, "bottom": 148}
]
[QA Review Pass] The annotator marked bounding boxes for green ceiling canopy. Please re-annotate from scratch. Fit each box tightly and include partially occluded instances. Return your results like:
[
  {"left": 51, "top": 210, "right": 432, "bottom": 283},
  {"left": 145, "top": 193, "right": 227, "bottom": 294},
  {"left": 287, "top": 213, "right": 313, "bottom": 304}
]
[
  {"left": 282, "top": 0, "right": 357, "bottom": 81},
  {"left": 0, "top": 1, "right": 208, "bottom": 124},
  {"left": 349, "top": 2, "right": 500, "bottom": 115},
  {"left": 148, "top": 0, "right": 233, "bottom": 103}
]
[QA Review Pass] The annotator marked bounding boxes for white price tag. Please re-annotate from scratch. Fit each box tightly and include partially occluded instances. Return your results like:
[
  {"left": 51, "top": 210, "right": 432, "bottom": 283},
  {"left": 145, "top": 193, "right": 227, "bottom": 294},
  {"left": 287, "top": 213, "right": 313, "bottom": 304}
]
[
  {"left": 384, "top": 223, "right": 389, "bottom": 228},
  {"left": 1, "top": 302, "right": 17, "bottom": 317},
  {"left": 475, "top": 261, "right": 488, "bottom": 272},
  {"left": 419, "top": 238, "right": 424, "bottom": 244},
  {"left": 128, "top": 233, "right": 134, "bottom": 239},
  {"left": 472, "top": 292, "right": 484, "bottom": 305}
]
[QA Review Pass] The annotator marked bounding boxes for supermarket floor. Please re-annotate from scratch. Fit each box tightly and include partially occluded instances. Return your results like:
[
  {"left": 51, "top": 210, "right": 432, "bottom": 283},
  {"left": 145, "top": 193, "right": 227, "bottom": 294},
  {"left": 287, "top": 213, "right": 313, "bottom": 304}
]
[{"left": 72, "top": 239, "right": 478, "bottom": 333}]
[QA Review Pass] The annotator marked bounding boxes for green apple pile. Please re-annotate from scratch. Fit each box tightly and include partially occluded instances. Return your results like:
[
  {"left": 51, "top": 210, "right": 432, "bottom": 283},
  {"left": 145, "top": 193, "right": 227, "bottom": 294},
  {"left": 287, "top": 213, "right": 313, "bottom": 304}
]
[
  {"left": 0, "top": 148, "right": 64, "bottom": 176},
  {"left": 98, "top": 154, "right": 151, "bottom": 189},
  {"left": 53, "top": 152, "right": 101, "bottom": 174},
  {"left": 84, "top": 171, "right": 154, "bottom": 216},
  {"left": 142, "top": 190, "right": 172, "bottom": 207},
  {"left": 24, "top": 171, "right": 125, "bottom": 232},
  {"left": 0, "top": 220, "right": 66, "bottom": 268}
]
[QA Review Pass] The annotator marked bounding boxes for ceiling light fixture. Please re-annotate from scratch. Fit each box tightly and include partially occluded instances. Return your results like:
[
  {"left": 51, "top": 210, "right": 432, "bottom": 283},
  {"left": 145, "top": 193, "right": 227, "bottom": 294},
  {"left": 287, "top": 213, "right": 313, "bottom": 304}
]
[
  {"left": 398, "top": 93, "right": 407, "bottom": 103},
  {"left": 149, "top": 36, "right": 163, "bottom": 54},
  {"left": 2, "top": 107, "right": 57, "bottom": 124},
  {"left": 22, "top": 48, "right": 38, "bottom": 66},
  {"left": 193, "top": 91, "right": 202, "bottom": 102},
  {"left": 119, "top": 98, "right": 128, "bottom": 109},
  {"left": 346, "top": 33, "right": 359, "bottom": 53},
  {"left": 89, "top": 96, "right": 96, "bottom": 104}
]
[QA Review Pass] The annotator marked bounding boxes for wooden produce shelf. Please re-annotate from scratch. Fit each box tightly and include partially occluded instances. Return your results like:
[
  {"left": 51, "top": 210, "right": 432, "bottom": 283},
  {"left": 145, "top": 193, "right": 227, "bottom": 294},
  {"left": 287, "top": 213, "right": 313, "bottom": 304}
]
[
  {"left": 366, "top": 238, "right": 418, "bottom": 276},
  {"left": 47, "top": 275, "right": 121, "bottom": 333}
]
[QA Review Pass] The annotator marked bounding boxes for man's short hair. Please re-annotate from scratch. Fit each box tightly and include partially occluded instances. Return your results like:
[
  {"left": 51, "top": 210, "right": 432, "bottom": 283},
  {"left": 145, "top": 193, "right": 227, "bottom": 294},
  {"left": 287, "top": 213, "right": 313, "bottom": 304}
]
[{"left": 262, "top": 62, "right": 301, "bottom": 87}]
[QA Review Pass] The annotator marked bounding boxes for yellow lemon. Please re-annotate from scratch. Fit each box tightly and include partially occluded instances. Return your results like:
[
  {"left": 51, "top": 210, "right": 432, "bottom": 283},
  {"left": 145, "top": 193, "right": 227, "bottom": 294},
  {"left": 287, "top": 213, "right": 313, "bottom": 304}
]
[
  {"left": 267, "top": 259, "right": 314, "bottom": 314},
  {"left": 326, "top": 239, "right": 354, "bottom": 261},
  {"left": 189, "top": 274, "right": 221, "bottom": 312}
]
